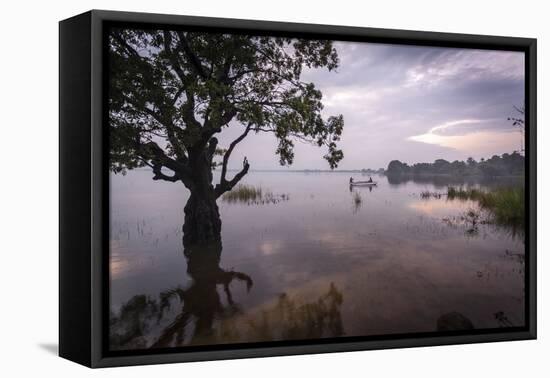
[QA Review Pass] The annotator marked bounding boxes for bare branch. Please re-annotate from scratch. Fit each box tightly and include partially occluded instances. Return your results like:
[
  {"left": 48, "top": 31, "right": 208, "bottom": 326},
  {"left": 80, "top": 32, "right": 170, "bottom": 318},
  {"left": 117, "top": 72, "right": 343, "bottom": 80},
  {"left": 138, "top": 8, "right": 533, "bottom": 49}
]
[
  {"left": 513, "top": 105, "right": 525, "bottom": 115},
  {"left": 226, "top": 157, "right": 250, "bottom": 187},
  {"left": 220, "top": 123, "right": 252, "bottom": 183},
  {"left": 215, "top": 157, "right": 250, "bottom": 198}
]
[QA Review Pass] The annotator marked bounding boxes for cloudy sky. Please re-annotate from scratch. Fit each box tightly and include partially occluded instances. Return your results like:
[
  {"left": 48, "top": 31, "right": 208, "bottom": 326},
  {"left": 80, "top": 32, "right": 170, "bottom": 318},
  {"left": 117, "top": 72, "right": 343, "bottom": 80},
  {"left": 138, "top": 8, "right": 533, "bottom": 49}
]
[{"left": 219, "top": 41, "right": 525, "bottom": 170}]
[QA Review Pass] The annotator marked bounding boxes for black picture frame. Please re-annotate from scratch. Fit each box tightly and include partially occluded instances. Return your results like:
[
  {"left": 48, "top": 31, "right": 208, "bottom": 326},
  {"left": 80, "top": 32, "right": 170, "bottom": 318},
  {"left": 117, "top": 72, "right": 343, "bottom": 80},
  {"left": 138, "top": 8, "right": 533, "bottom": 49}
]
[{"left": 59, "top": 9, "right": 537, "bottom": 368}]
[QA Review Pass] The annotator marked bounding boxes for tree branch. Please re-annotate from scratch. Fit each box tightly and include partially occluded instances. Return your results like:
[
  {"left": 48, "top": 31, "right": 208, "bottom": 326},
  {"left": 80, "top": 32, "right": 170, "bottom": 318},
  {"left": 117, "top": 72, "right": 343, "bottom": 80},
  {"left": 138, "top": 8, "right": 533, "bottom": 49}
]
[
  {"left": 215, "top": 157, "right": 250, "bottom": 198},
  {"left": 123, "top": 96, "right": 188, "bottom": 162},
  {"left": 180, "top": 90, "right": 202, "bottom": 132},
  {"left": 163, "top": 31, "right": 189, "bottom": 85},
  {"left": 111, "top": 32, "right": 141, "bottom": 59},
  {"left": 134, "top": 140, "right": 193, "bottom": 185},
  {"left": 152, "top": 164, "right": 180, "bottom": 182},
  {"left": 207, "top": 137, "right": 218, "bottom": 161},
  {"left": 176, "top": 31, "right": 208, "bottom": 80},
  {"left": 171, "top": 86, "right": 186, "bottom": 106},
  {"left": 220, "top": 123, "right": 252, "bottom": 183},
  {"left": 212, "top": 123, "right": 253, "bottom": 197}
]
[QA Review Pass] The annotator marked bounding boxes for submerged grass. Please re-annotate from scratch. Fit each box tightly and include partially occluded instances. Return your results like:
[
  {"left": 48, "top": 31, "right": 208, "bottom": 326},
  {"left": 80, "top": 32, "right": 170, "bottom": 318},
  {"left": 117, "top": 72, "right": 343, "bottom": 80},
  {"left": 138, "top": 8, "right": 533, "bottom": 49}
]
[
  {"left": 446, "top": 186, "right": 524, "bottom": 228},
  {"left": 420, "top": 190, "right": 443, "bottom": 199},
  {"left": 223, "top": 184, "right": 263, "bottom": 203},
  {"left": 222, "top": 184, "right": 289, "bottom": 205}
]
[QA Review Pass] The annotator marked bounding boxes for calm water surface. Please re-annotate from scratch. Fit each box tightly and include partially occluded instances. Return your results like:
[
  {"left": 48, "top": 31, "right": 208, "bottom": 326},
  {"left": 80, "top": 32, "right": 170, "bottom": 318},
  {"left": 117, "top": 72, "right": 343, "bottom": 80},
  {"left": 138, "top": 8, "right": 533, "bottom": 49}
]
[{"left": 109, "top": 170, "right": 524, "bottom": 350}]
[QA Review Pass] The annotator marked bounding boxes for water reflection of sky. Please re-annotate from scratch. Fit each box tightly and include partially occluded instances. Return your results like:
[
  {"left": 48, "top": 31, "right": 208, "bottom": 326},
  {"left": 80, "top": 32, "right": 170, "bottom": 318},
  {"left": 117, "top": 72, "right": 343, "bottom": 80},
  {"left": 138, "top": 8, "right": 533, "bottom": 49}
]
[{"left": 110, "top": 170, "right": 525, "bottom": 348}]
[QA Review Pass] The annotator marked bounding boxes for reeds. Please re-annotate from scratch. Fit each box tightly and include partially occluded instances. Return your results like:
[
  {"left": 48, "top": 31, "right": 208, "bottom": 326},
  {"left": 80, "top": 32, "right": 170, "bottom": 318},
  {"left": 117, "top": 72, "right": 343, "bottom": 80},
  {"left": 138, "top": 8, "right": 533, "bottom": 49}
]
[
  {"left": 446, "top": 186, "right": 524, "bottom": 228},
  {"left": 420, "top": 190, "right": 443, "bottom": 199},
  {"left": 222, "top": 184, "right": 263, "bottom": 203},
  {"left": 222, "top": 184, "right": 289, "bottom": 205}
]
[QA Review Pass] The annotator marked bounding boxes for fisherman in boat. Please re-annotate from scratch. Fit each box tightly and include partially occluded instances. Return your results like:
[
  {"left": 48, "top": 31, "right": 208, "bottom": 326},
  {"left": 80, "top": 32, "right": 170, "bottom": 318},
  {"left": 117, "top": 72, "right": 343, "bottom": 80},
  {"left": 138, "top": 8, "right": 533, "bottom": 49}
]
[
  {"left": 349, "top": 177, "right": 354, "bottom": 185},
  {"left": 367, "top": 176, "right": 373, "bottom": 183}
]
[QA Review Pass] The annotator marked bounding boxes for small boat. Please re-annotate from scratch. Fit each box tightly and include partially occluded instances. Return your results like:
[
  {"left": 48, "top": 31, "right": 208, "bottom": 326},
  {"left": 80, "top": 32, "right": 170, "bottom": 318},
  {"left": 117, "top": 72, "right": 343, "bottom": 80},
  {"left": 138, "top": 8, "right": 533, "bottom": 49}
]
[{"left": 350, "top": 181, "right": 377, "bottom": 186}]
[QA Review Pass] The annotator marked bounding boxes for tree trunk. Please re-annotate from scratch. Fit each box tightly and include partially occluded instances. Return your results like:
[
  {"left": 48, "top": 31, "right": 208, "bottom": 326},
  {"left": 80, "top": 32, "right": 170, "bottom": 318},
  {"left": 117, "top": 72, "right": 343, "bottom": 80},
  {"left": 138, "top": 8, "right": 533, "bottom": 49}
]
[
  {"left": 182, "top": 153, "right": 222, "bottom": 247},
  {"left": 182, "top": 187, "right": 221, "bottom": 246},
  {"left": 181, "top": 139, "right": 250, "bottom": 247}
]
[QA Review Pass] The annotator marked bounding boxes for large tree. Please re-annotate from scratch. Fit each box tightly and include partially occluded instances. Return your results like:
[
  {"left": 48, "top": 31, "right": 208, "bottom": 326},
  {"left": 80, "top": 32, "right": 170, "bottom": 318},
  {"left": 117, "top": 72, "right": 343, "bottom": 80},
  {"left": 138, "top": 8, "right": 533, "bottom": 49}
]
[{"left": 108, "top": 28, "right": 344, "bottom": 246}]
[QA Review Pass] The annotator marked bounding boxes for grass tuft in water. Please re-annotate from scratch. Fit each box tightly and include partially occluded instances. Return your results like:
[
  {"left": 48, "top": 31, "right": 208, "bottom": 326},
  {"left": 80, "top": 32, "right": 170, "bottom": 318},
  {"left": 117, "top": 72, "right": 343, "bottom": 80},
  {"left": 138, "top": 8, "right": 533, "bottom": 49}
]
[
  {"left": 420, "top": 190, "right": 443, "bottom": 199},
  {"left": 222, "top": 184, "right": 263, "bottom": 203},
  {"left": 222, "top": 184, "right": 289, "bottom": 205},
  {"left": 447, "top": 186, "right": 524, "bottom": 228}
]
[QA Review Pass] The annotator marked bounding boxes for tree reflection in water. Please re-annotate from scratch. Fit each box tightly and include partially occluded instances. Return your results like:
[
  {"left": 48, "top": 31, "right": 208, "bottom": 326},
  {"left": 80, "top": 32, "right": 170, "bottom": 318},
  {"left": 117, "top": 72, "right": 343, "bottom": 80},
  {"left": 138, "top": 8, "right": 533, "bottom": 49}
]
[
  {"left": 110, "top": 239, "right": 345, "bottom": 350},
  {"left": 152, "top": 240, "right": 253, "bottom": 348}
]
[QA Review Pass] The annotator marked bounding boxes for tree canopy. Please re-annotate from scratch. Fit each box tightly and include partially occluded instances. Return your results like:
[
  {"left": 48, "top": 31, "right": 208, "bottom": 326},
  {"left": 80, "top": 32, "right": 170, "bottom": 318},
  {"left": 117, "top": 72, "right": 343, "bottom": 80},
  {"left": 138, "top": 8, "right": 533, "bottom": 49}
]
[{"left": 108, "top": 28, "right": 344, "bottom": 196}]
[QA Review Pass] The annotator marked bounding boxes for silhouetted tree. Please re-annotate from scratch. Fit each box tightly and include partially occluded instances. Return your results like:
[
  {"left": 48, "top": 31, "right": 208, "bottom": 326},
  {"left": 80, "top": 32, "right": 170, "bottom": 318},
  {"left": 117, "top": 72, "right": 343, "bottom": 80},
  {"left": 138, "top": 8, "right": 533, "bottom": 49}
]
[
  {"left": 508, "top": 105, "right": 525, "bottom": 154},
  {"left": 387, "top": 160, "right": 411, "bottom": 175},
  {"left": 108, "top": 28, "right": 344, "bottom": 245}
]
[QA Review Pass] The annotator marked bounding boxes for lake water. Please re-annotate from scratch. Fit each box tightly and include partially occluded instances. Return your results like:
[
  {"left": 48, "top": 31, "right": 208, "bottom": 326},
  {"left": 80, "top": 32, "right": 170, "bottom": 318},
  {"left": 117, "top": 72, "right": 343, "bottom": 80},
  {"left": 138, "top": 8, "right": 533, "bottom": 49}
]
[{"left": 109, "top": 170, "right": 525, "bottom": 350}]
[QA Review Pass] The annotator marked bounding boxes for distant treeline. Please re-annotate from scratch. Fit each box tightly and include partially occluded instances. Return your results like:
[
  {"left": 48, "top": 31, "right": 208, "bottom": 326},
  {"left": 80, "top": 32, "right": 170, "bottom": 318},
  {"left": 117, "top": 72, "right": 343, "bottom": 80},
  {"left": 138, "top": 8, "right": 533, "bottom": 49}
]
[
  {"left": 361, "top": 168, "right": 385, "bottom": 174},
  {"left": 386, "top": 152, "right": 524, "bottom": 177}
]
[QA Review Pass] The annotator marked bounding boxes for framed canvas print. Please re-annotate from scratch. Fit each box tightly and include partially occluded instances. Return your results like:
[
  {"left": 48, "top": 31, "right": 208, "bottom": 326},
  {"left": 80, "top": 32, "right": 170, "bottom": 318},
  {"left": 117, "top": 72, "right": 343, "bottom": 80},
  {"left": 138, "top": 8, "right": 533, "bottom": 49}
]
[{"left": 59, "top": 10, "right": 537, "bottom": 368}]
